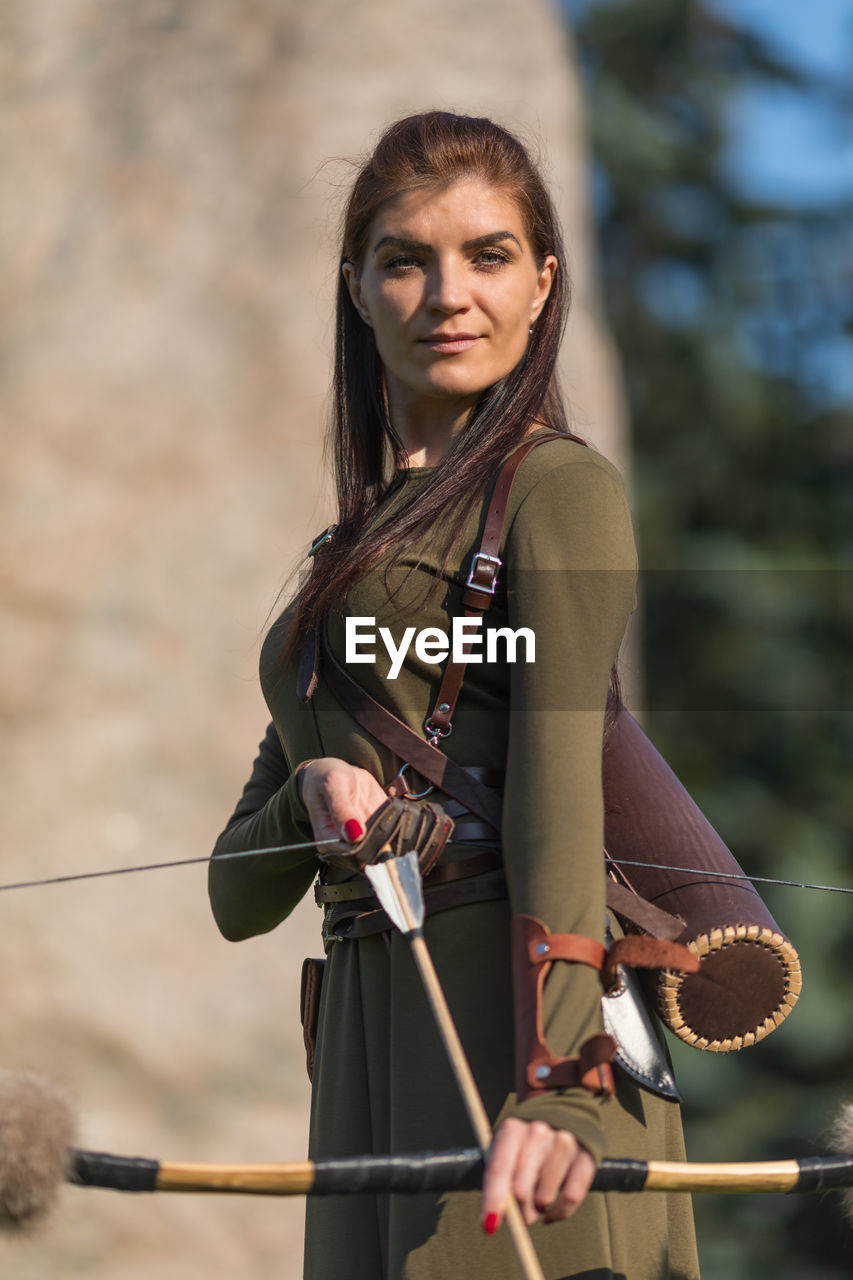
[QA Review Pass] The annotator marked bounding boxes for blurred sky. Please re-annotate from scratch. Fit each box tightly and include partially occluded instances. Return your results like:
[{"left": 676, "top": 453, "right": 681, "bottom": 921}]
[
  {"left": 707, "top": 0, "right": 853, "bottom": 207},
  {"left": 564, "top": 0, "right": 853, "bottom": 208}
]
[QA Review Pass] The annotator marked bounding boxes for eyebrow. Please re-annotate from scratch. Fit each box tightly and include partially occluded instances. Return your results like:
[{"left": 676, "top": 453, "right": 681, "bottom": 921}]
[{"left": 372, "top": 230, "right": 523, "bottom": 255}]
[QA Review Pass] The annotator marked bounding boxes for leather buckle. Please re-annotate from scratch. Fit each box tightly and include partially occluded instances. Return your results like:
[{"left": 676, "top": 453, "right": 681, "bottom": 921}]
[
  {"left": 321, "top": 912, "right": 348, "bottom": 944},
  {"left": 465, "top": 552, "right": 502, "bottom": 594}
]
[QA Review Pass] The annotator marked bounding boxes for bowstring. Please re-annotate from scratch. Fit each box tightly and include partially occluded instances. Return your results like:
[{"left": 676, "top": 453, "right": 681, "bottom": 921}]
[
  {"left": 0, "top": 841, "right": 850, "bottom": 897},
  {"left": 607, "top": 858, "right": 853, "bottom": 896},
  {"left": 0, "top": 838, "right": 337, "bottom": 894}
]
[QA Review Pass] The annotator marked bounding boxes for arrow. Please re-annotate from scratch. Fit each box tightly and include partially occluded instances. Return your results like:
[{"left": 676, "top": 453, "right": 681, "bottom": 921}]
[{"left": 364, "top": 849, "right": 545, "bottom": 1280}]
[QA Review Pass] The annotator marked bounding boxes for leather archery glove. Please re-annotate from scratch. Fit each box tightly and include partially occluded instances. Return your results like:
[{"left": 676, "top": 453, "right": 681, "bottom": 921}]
[{"left": 321, "top": 797, "right": 454, "bottom": 875}]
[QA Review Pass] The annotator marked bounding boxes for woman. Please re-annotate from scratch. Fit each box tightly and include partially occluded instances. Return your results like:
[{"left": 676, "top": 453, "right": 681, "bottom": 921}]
[{"left": 209, "top": 111, "right": 700, "bottom": 1279}]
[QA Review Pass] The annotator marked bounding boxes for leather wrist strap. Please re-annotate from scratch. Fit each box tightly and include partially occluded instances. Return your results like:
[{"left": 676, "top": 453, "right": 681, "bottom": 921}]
[{"left": 294, "top": 759, "right": 316, "bottom": 804}]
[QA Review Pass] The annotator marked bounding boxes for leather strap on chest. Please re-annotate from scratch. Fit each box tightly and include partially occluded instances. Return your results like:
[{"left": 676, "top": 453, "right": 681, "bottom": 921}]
[
  {"left": 319, "top": 627, "right": 503, "bottom": 832},
  {"left": 302, "top": 432, "right": 565, "bottom": 833},
  {"left": 424, "top": 430, "right": 565, "bottom": 737},
  {"left": 299, "top": 432, "right": 686, "bottom": 941}
]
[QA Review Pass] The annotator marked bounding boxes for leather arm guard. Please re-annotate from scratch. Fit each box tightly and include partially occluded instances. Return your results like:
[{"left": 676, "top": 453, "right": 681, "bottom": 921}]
[
  {"left": 511, "top": 914, "right": 616, "bottom": 1102},
  {"left": 511, "top": 916, "right": 700, "bottom": 1104},
  {"left": 320, "top": 797, "right": 455, "bottom": 875}
]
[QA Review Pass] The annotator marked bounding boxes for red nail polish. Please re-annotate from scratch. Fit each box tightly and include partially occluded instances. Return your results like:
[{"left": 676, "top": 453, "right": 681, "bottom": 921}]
[
  {"left": 344, "top": 819, "right": 364, "bottom": 842},
  {"left": 483, "top": 1212, "right": 499, "bottom": 1236}
]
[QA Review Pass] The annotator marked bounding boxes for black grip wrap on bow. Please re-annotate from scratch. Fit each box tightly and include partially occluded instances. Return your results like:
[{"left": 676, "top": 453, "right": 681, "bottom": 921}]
[
  {"left": 793, "top": 1156, "right": 853, "bottom": 1193},
  {"left": 312, "top": 1149, "right": 484, "bottom": 1195},
  {"left": 591, "top": 1158, "right": 649, "bottom": 1193},
  {"left": 310, "top": 1150, "right": 652, "bottom": 1196},
  {"left": 67, "top": 1149, "right": 160, "bottom": 1192}
]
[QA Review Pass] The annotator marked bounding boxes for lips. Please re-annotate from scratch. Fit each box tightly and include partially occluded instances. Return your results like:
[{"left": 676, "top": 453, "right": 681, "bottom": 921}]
[{"left": 419, "top": 333, "right": 482, "bottom": 354}]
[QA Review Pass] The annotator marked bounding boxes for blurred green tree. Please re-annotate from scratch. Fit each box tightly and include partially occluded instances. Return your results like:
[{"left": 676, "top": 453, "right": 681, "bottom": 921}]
[{"left": 564, "top": 0, "right": 853, "bottom": 1274}]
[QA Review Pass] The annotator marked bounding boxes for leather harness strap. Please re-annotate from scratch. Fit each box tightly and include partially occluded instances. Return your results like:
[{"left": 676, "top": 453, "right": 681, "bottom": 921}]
[
  {"left": 320, "top": 625, "right": 504, "bottom": 832},
  {"left": 314, "top": 431, "right": 565, "bottom": 830},
  {"left": 426, "top": 431, "right": 564, "bottom": 736},
  {"left": 303, "top": 431, "right": 686, "bottom": 944},
  {"left": 603, "top": 875, "right": 686, "bottom": 942}
]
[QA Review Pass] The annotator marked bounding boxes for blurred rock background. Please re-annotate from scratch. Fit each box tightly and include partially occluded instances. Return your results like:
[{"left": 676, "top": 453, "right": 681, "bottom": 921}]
[{"left": 0, "top": 3, "right": 627, "bottom": 1276}]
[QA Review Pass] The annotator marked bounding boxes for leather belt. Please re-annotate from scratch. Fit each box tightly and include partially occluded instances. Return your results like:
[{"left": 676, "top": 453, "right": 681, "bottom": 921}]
[
  {"left": 315, "top": 849, "right": 504, "bottom": 905},
  {"left": 322, "top": 867, "right": 508, "bottom": 942}
]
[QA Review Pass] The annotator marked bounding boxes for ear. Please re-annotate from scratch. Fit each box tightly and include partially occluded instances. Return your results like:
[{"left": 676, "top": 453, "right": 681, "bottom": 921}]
[
  {"left": 341, "top": 262, "right": 373, "bottom": 327},
  {"left": 530, "top": 254, "right": 557, "bottom": 325}
]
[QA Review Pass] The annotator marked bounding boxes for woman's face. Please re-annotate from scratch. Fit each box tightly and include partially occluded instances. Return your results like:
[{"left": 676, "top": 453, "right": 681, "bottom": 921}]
[{"left": 342, "top": 178, "right": 557, "bottom": 415}]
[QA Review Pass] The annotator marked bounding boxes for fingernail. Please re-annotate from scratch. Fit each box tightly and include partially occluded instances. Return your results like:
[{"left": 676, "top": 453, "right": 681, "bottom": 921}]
[
  {"left": 344, "top": 819, "right": 364, "bottom": 842},
  {"left": 483, "top": 1212, "right": 500, "bottom": 1236}
]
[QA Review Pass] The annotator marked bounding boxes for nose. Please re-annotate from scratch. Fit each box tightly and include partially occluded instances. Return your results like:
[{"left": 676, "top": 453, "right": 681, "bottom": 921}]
[{"left": 425, "top": 256, "right": 470, "bottom": 314}]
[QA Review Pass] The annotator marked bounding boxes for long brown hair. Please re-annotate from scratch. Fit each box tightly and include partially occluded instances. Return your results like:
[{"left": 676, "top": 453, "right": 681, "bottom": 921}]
[{"left": 286, "top": 110, "right": 576, "bottom": 658}]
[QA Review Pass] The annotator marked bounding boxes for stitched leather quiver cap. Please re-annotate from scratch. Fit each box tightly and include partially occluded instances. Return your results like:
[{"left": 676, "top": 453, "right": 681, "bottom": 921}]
[{"left": 603, "top": 709, "right": 802, "bottom": 1052}]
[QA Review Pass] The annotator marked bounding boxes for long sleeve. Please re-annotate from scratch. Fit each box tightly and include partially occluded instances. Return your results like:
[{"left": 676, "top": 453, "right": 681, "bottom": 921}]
[
  {"left": 208, "top": 721, "right": 319, "bottom": 941},
  {"left": 500, "top": 447, "right": 637, "bottom": 1160}
]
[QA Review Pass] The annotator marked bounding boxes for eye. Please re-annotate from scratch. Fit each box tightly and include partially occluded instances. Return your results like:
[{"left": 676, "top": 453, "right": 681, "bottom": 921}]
[
  {"left": 383, "top": 254, "right": 424, "bottom": 272},
  {"left": 473, "top": 248, "right": 511, "bottom": 271}
]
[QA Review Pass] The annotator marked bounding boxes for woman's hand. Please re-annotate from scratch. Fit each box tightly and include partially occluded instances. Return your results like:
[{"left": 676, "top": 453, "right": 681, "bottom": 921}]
[
  {"left": 481, "top": 1117, "right": 596, "bottom": 1233},
  {"left": 297, "top": 758, "right": 389, "bottom": 847}
]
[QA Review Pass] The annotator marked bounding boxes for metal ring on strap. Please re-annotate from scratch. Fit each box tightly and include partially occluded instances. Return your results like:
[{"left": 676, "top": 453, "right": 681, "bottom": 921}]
[
  {"left": 395, "top": 763, "right": 434, "bottom": 800},
  {"left": 423, "top": 717, "right": 452, "bottom": 742}
]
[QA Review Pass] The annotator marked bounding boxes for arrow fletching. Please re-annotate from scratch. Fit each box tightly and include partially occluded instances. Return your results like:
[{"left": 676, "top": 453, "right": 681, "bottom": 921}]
[{"left": 363, "top": 850, "right": 425, "bottom": 935}]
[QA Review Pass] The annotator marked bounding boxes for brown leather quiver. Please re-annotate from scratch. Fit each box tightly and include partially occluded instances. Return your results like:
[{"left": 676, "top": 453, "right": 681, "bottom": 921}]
[{"left": 603, "top": 708, "right": 802, "bottom": 1052}]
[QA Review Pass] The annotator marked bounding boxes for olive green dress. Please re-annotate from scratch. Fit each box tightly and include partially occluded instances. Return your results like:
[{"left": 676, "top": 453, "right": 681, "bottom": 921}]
[{"left": 209, "top": 435, "right": 701, "bottom": 1279}]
